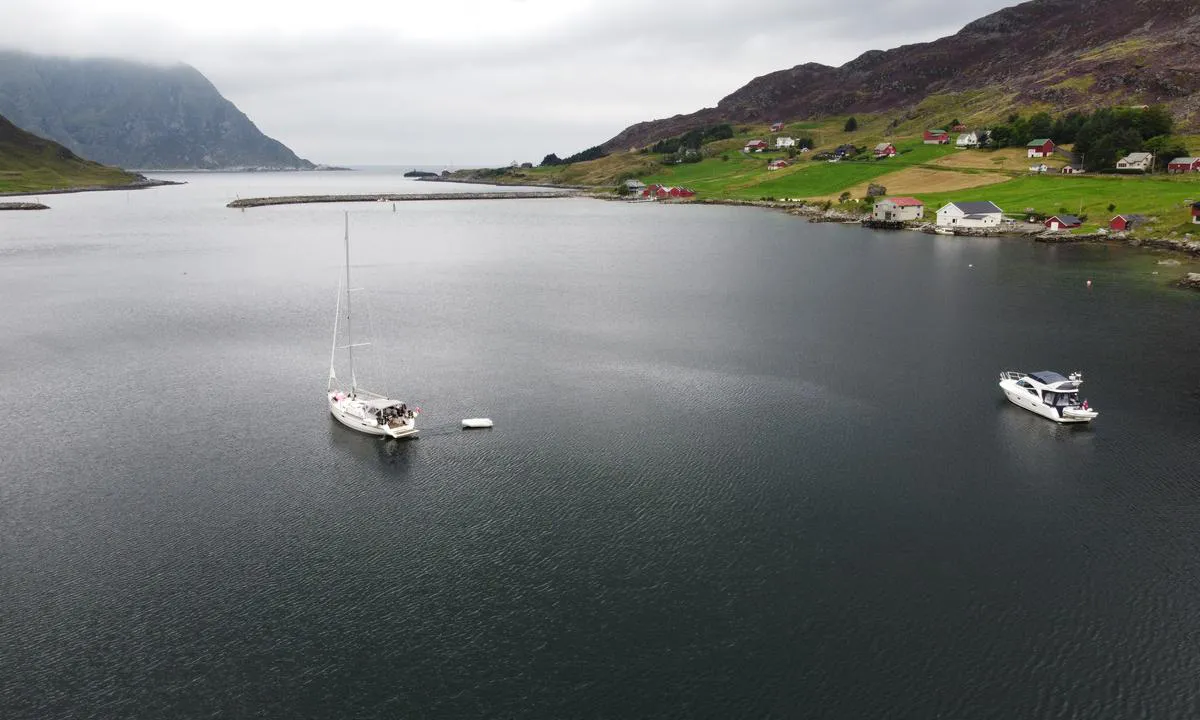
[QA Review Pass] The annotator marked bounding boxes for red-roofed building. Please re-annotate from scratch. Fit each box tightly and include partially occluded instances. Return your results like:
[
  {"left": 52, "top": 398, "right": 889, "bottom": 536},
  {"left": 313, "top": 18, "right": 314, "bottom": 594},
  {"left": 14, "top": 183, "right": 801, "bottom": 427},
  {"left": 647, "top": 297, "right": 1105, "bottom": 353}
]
[
  {"left": 770, "top": 122, "right": 785, "bottom": 132},
  {"left": 872, "top": 197, "right": 925, "bottom": 222},
  {"left": 923, "top": 130, "right": 950, "bottom": 144},
  {"left": 1192, "top": 202, "right": 1200, "bottom": 224},
  {"left": 744, "top": 139, "right": 768, "bottom": 152},
  {"left": 1109, "top": 215, "right": 1139, "bottom": 231}
]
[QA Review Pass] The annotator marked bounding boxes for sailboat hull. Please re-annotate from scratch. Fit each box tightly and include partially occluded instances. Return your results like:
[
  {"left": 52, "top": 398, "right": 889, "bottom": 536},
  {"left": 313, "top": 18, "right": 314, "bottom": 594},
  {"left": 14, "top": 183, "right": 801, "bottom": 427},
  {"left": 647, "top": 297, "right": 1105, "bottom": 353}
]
[{"left": 328, "top": 395, "right": 419, "bottom": 439}]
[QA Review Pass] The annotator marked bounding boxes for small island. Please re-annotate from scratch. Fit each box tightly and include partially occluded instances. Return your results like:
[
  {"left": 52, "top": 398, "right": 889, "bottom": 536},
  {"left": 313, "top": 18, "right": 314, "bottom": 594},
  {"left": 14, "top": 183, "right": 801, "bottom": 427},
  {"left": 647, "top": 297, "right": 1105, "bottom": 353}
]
[
  {"left": 403, "top": 170, "right": 439, "bottom": 178},
  {"left": 0, "top": 201, "right": 49, "bottom": 210}
]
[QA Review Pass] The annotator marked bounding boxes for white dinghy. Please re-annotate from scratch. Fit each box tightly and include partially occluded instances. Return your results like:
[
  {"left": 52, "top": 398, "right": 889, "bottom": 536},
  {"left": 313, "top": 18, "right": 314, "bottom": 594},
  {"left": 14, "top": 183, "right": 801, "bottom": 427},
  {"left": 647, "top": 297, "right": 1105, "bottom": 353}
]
[
  {"left": 327, "top": 212, "right": 420, "bottom": 439},
  {"left": 462, "top": 418, "right": 494, "bottom": 429}
]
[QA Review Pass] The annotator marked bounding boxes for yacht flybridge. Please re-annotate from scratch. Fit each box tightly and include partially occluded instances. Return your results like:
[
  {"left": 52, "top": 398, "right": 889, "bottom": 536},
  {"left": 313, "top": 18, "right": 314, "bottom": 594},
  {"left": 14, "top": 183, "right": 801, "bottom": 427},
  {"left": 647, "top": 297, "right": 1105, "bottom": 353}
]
[
  {"left": 327, "top": 212, "right": 419, "bottom": 439},
  {"left": 998, "top": 370, "right": 1098, "bottom": 423}
]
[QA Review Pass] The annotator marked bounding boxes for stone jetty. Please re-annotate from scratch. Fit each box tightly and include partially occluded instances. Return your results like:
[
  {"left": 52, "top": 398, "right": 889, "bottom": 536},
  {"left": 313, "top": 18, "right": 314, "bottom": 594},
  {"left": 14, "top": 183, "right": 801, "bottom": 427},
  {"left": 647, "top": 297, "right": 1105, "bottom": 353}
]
[
  {"left": 0, "top": 201, "right": 49, "bottom": 210},
  {"left": 226, "top": 190, "right": 581, "bottom": 209}
]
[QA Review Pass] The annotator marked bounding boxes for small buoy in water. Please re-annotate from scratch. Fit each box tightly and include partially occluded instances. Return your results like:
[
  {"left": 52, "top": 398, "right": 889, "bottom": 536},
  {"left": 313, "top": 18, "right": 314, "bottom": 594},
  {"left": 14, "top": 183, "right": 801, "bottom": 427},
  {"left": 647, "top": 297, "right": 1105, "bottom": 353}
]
[
  {"left": 1086, "top": 279, "right": 1092, "bottom": 288},
  {"left": 462, "top": 418, "right": 493, "bottom": 429},
  {"left": 968, "top": 263, "right": 974, "bottom": 268}
]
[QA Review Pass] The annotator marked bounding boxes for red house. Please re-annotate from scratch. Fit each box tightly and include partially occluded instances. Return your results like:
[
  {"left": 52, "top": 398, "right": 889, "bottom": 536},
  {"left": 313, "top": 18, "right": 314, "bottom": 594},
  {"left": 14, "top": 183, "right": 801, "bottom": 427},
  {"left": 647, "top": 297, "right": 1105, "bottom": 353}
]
[
  {"left": 1026, "top": 139, "right": 1056, "bottom": 158},
  {"left": 874, "top": 142, "right": 897, "bottom": 158},
  {"left": 951, "top": 123, "right": 968, "bottom": 132},
  {"left": 767, "top": 159, "right": 790, "bottom": 170},
  {"left": 1192, "top": 202, "right": 1200, "bottom": 224},
  {"left": 1044, "top": 214, "right": 1082, "bottom": 230},
  {"left": 923, "top": 130, "right": 950, "bottom": 144},
  {"left": 744, "top": 139, "right": 768, "bottom": 152},
  {"left": 770, "top": 122, "right": 785, "bottom": 132},
  {"left": 1109, "top": 215, "right": 1135, "bottom": 231},
  {"left": 668, "top": 186, "right": 696, "bottom": 198},
  {"left": 1167, "top": 157, "right": 1200, "bottom": 173}
]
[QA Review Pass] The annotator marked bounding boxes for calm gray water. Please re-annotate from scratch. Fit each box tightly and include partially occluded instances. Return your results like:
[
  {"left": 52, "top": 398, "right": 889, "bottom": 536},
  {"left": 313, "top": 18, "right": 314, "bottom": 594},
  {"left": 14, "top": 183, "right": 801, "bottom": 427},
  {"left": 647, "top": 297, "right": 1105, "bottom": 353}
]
[{"left": 2, "top": 172, "right": 1199, "bottom": 719}]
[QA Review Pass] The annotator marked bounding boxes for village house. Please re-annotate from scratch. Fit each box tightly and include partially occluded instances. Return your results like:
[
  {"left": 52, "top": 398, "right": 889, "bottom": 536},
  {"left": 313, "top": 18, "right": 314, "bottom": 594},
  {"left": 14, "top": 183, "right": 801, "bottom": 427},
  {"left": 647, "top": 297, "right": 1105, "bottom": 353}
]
[
  {"left": 1030, "top": 163, "right": 1049, "bottom": 174},
  {"left": 1109, "top": 214, "right": 1143, "bottom": 232},
  {"left": 874, "top": 142, "right": 897, "bottom": 158},
  {"left": 956, "top": 132, "right": 979, "bottom": 149},
  {"left": 951, "top": 123, "right": 968, "bottom": 133},
  {"left": 623, "top": 179, "right": 646, "bottom": 193},
  {"left": 1192, "top": 202, "right": 1200, "bottom": 224},
  {"left": 834, "top": 144, "right": 858, "bottom": 158},
  {"left": 1044, "top": 214, "right": 1082, "bottom": 230},
  {"left": 744, "top": 139, "right": 768, "bottom": 153},
  {"left": 767, "top": 159, "right": 790, "bottom": 171},
  {"left": 1167, "top": 157, "right": 1200, "bottom": 173},
  {"left": 1061, "top": 166, "right": 1084, "bottom": 175},
  {"left": 923, "top": 129, "right": 950, "bottom": 145},
  {"left": 872, "top": 197, "right": 925, "bottom": 222},
  {"left": 1116, "top": 152, "right": 1153, "bottom": 172},
  {"left": 1026, "top": 138, "right": 1056, "bottom": 158},
  {"left": 770, "top": 122, "right": 785, "bottom": 132},
  {"left": 641, "top": 185, "right": 697, "bottom": 199},
  {"left": 936, "top": 201, "right": 1004, "bottom": 228},
  {"left": 775, "top": 136, "right": 796, "bottom": 149}
]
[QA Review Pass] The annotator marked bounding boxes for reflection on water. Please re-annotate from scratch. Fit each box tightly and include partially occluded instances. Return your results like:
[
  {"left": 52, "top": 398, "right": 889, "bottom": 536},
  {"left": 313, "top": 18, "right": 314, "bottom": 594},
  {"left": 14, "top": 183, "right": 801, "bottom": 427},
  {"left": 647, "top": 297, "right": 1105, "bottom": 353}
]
[{"left": 328, "top": 417, "right": 420, "bottom": 471}]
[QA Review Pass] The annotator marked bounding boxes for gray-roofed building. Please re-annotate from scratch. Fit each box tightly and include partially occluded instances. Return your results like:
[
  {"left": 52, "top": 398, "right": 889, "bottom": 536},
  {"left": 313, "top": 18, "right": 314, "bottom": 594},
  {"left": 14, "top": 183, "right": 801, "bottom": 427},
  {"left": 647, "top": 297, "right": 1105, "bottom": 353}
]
[{"left": 936, "top": 201, "right": 1004, "bottom": 228}]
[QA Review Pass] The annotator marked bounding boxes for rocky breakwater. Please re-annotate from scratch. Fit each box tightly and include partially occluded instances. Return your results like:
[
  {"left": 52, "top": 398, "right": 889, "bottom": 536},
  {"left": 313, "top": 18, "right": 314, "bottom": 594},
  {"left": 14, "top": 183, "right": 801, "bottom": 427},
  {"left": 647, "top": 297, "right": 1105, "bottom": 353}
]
[
  {"left": 226, "top": 190, "right": 582, "bottom": 209},
  {"left": 0, "top": 201, "right": 48, "bottom": 210},
  {"left": 696, "top": 198, "right": 868, "bottom": 223},
  {"left": 1180, "top": 272, "right": 1200, "bottom": 290}
]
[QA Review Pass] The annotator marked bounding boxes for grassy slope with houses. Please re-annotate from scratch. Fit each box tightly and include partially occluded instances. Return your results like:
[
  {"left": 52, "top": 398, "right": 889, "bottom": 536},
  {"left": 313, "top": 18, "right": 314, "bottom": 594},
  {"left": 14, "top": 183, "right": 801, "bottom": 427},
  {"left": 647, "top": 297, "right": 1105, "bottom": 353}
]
[{"left": 482, "top": 94, "right": 1200, "bottom": 233}]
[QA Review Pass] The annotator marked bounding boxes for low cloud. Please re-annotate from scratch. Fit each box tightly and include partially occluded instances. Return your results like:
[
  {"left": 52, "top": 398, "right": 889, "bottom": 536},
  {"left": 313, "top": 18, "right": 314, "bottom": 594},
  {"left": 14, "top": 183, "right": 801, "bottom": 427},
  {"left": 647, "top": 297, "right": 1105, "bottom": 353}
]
[{"left": 0, "top": 0, "right": 1014, "bottom": 164}]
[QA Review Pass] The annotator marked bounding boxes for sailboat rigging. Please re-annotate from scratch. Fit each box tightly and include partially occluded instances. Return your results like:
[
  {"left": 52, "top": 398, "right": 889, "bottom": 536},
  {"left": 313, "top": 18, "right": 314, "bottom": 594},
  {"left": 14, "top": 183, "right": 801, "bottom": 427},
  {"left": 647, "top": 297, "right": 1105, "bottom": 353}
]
[{"left": 327, "top": 212, "right": 419, "bottom": 438}]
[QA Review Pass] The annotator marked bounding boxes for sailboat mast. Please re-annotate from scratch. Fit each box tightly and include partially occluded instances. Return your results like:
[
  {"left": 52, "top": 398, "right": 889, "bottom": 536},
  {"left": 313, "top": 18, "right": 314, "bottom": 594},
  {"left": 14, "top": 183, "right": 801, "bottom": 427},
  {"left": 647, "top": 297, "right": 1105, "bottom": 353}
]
[{"left": 344, "top": 211, "right": 356, "bottom": 396}]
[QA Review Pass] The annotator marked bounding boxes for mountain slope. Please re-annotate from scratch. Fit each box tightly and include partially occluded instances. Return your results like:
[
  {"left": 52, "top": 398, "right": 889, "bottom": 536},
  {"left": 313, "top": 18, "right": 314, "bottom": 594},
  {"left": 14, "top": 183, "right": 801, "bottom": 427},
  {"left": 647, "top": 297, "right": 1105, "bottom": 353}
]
[
  {"left": 603, "top": 0, "right": 1200, "bottom": 150},
  {"left": 0, "top": 111, "right": 147, "bottom": 193},
  {"left": 0, "top": 51, "right": 314, "bottom": 170}
]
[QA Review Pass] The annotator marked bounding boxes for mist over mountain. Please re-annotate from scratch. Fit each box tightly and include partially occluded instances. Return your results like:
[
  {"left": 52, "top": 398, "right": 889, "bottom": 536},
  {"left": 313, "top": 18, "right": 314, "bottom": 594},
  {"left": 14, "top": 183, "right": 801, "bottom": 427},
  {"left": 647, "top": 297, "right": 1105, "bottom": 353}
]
[{"left": 0, "top": 51, "right": 315, "bottom": 170}]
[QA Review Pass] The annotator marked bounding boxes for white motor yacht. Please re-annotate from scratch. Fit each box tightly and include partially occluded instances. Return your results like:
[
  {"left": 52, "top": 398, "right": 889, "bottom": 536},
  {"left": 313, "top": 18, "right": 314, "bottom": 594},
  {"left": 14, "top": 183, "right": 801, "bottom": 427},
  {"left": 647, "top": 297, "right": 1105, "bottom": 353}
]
[{"left": 998, "top": 370, "right": 1098, "bottom": 423}]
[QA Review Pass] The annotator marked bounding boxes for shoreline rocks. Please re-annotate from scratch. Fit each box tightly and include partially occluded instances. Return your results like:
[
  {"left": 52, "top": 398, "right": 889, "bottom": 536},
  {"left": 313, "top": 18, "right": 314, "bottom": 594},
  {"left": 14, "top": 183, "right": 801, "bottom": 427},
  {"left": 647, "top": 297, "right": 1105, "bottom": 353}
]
[{"left": 0, "top": 201, "right": 49, "bottom": 210}]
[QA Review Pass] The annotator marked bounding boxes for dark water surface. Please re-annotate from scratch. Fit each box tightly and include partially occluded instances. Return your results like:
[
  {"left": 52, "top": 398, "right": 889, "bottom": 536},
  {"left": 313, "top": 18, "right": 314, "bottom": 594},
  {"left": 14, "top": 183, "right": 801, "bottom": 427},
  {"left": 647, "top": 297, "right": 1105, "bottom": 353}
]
[{"left": 2, "top": 173, "right": 1199, "bottom": 719}]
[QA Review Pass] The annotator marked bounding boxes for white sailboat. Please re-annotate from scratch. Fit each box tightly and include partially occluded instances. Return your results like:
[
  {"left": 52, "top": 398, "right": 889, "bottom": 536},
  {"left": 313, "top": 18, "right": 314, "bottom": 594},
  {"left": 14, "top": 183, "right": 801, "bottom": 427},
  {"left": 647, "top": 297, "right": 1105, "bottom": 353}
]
[{"left": 327, "top": 212, "right": 419, "bottom": 438}]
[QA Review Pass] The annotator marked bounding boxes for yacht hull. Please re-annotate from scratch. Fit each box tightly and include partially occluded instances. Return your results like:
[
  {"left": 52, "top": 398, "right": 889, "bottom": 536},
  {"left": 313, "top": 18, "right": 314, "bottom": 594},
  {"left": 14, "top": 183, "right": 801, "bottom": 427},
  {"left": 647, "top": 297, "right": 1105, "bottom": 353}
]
[{"left": 998, "top": 380, "right": 1094, "bottom": 424}]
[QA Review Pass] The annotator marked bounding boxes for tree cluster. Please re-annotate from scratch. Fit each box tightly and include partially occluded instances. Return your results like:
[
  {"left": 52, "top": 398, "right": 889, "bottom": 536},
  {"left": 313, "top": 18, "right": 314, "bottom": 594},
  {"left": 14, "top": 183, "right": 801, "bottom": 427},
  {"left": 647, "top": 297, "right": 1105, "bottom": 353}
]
[
  {"left": 540, "top": 145, "right": 609, "bottom": 167},
  {"left": 649, "top": 124, "right": 735, "bottom": 154},
  {"left": 984, "top": 106, "right": 1185, "bottom": 171}
]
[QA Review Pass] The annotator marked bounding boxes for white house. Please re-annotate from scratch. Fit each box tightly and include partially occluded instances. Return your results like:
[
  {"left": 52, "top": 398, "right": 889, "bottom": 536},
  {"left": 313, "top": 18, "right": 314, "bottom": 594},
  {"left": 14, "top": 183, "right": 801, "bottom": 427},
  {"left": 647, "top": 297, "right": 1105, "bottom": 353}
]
[
  {"left": 1029, "top": 163, "right": 1049, "bottom": 174},
  {"left": 1117, "top": 152, "right": 1153, "bottom": 172},
  {"left": 872, "top": 197, "right": 925, "bottom": 222},
  {"left": 956, "top": 132, "right": 979, "bottom": 148},
  {"left": 936, "top": 201, "right": 1004, "bottom": 228},
  {"left": 775, "top": 136, "right": 796, "bottom": 149}
]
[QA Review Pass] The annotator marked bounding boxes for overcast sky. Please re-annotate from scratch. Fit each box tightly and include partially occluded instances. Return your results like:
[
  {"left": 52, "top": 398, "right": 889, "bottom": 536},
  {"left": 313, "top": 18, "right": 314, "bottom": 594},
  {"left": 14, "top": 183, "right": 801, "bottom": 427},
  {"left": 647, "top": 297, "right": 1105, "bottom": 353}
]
[{"left": 1, "top": 0, "right": 1017, "bottom": 165}]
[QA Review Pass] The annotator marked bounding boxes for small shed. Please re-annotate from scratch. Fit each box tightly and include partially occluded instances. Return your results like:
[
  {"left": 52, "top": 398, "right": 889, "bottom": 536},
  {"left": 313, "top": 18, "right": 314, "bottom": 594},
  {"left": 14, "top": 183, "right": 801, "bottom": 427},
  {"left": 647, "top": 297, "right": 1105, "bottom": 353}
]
[
  {"left": 1167, "top": 157, "right": 1200, "bottom": 173},
  {"left": 874, "top": 143, "right": 897, "bottom": 158},
  {"left": 1192, "top": 202, "right": 1200, "bottom": 224},
  {"left": 1109, "top": 214, "right": 1143, "bottom": 231},
  {"left": 1044, "top": 215, "right": 1082, "bottom": 230},
  {"left": 744, "top": 140, "right": 768, "bottom": 152}
]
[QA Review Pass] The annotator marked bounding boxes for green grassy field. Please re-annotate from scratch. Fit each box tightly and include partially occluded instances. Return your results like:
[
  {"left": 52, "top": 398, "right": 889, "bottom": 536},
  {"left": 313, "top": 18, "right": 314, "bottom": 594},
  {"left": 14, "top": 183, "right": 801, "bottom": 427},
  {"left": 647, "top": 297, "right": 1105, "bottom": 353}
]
[
  {"left": 0, "top": 115, "right": 142, "bottom": 193},
  {"left": 914, "top": 175, "right": 1200, "bottom": 227},
  {"left": 639, "top": 142, "right": 959, "bottom": 199}
]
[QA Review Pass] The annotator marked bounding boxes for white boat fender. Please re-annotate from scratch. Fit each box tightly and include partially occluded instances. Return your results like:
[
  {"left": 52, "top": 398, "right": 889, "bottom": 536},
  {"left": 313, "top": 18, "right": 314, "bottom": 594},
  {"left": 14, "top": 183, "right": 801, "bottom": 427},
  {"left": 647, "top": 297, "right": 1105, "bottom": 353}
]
[{"left": 462, "top": 418, "right": 493, "bottom": 429}]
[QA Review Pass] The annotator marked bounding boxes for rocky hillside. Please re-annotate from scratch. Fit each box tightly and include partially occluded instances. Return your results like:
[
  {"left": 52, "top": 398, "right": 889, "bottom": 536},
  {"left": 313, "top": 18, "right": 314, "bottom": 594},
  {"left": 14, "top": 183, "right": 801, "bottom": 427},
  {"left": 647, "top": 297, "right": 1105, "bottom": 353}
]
[
  {"left": 0, "top": 51, "right": 314, "bottom": 170},
  {"left": 603, "top": 0, "right": 1200, "bottom": 150},
  {"left": 0, "top": 111, "right": 149, "bottom": 193}
]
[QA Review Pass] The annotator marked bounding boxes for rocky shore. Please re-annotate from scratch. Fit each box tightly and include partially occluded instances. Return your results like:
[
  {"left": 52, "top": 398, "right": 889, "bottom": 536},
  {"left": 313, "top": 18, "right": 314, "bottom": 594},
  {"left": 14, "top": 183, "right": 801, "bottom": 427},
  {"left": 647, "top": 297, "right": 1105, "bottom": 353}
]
[
  {"left": 0, "top": 201, "right": 49, "bottom": 210},
  {"left": 0, "top": 177, "right": 181, "bottom": 197}
]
